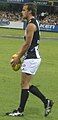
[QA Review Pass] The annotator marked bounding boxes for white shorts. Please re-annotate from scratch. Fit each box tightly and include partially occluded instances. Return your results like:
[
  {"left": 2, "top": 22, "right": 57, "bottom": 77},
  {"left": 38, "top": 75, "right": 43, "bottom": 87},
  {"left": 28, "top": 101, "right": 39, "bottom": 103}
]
[{"left": 21, "top": 58, "right": 41, "bottom": 75}]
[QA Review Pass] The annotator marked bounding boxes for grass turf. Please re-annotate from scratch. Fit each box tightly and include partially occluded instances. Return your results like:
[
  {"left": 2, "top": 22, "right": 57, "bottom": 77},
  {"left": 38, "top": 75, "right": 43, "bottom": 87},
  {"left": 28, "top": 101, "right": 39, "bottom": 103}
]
[{"left": 0, "top": 28, "right": 58, "bottom": 120}]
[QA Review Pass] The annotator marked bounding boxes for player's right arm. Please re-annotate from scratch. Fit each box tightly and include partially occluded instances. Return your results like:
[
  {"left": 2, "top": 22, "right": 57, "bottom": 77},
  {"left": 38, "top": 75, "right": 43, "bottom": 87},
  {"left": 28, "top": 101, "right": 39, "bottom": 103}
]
[
  {"left": 11, "top": 23, "right": 36, "bottom": 66},
  {"left": 17, "top": 23, "right": 36, "bottom": 58}
]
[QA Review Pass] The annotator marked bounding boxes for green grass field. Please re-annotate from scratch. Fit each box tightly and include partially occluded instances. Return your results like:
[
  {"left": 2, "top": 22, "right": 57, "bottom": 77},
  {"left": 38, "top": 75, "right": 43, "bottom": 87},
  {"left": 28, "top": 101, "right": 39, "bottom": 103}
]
[{"left": 0, "top": 28, "right": 58, "bottom": 120}]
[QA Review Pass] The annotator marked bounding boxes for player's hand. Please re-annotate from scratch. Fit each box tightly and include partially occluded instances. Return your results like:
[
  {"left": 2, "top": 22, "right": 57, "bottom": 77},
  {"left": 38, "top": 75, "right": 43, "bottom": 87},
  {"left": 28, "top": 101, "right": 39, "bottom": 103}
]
[{"left": 10, "top": 54, "right": 20, "bottom": 67}]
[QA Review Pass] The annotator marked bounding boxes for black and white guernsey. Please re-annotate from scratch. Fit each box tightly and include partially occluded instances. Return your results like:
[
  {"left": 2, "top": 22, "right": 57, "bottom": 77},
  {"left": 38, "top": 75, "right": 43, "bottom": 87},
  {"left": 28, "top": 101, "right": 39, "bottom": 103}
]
[{"left": 24, "top": 18, "right": 40, "bottom": 59}]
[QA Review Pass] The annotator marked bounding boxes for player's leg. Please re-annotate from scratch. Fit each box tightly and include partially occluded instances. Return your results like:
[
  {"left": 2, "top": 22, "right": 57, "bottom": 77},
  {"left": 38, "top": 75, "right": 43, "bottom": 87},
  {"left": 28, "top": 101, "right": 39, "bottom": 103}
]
[
  {"left": 18, "top": 72, "right": 32, "bottom": 113},
  {"left": 6, "top": 72, "right": 32, "bottom": 116},
  {"left": 29, "top": 85, "right": 54, "bottom": 116},
  {"left": 29, "top": 85, "right": 47, "bottom": 105}
]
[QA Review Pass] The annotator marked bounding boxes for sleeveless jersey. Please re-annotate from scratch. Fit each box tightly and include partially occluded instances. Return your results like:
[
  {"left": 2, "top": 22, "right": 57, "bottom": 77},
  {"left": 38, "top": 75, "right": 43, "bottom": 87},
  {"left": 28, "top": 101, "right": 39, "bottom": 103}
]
[{"left": 24, "top": 18, "right": 40, "bottom": 59}]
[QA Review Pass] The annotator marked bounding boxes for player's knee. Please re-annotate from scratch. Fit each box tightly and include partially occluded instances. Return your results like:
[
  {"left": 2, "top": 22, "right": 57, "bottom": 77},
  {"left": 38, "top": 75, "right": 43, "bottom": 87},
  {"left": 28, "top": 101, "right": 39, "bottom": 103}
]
[{"left": 21, "top": 80, "right": 29, "bottom": 89}]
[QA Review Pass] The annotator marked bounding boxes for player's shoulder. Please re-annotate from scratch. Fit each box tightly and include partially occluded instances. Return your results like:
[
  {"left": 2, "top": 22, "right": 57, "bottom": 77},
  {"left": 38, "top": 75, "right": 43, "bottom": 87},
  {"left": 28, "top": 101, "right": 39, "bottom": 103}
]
[
  {"left": 28, "top": 17, "right": 39, "bottom": 28},
  {"left": 28, "top": 17, "right": 36, "bottom": 24},
  {"left": 27, "top": 22, "right": 36, "bottom": 32},
  {"left": 27, "top": 18, "right": 37, "bottom": 28}
]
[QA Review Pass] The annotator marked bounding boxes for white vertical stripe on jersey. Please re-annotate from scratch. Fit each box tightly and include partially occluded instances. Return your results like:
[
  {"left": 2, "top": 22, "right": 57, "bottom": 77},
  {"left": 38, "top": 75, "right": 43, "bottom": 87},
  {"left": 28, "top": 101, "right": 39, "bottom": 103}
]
[{"left": 35, "top": 46, "right": 40, "bottom": 59}]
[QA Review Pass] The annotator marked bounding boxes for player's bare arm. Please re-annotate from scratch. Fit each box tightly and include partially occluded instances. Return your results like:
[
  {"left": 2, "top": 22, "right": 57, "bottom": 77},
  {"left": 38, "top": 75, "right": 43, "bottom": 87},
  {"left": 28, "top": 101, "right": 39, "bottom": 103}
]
[
  {"left": 11, "top": 23, "right": 36, "bottom": 66},
  {"left": 17, "top": 23, "right": 36, "bottom": 58}
]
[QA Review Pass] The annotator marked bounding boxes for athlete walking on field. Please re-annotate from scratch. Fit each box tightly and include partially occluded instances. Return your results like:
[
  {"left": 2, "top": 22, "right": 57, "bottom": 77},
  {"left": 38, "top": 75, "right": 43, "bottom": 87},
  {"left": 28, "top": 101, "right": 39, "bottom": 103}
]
[{"left": 6, "top": 3, "right": 54, "bottom": 117}]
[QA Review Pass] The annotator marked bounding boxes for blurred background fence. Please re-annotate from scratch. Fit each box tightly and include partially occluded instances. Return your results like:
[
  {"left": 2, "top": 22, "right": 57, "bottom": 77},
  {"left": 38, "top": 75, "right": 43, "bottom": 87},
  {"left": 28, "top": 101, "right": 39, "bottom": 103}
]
[{"left": 0, "top": 0, "right": 58, "bottom": 32}]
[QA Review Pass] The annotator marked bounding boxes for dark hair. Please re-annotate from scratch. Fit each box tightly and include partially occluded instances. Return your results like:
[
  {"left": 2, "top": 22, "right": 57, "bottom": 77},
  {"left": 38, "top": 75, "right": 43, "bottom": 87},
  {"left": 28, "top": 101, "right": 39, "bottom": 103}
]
[{"left": 24, "top": 3, "right": 37, "bottom": 16}]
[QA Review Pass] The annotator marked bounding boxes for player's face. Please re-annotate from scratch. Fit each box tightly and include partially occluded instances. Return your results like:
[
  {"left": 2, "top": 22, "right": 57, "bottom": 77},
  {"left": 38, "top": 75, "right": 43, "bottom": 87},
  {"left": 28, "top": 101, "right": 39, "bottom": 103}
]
[{"left": 22, "top": 5, "right": 29, "bottom": 19}]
